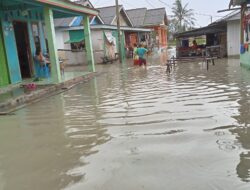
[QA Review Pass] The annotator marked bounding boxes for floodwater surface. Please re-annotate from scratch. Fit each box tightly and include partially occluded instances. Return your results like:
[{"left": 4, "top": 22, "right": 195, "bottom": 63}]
[{"left": 0, "top": 55, "right": 250, "bottom": 190}]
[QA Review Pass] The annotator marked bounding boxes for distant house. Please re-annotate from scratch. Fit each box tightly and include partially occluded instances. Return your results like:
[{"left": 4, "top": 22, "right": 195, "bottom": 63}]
[
  {"left": 54, "top": 4, "right": 152, "bottom": 64},
  {"left": 175, "top": 21, "right": 227, "bottom": 58},
  {"left": 175, "top": 11, "right": 242, "bottom": 58},
  {"left": 225, "top": 11, "right": 241, "bottom": 56},
  {"left": 98, "top": 5, "right": 133, "bottom": 27},
  {"left": 98, "top": 5, "right": 153, "bottom": 52},
  {"left": 127, "top": 8, "right": 168, "bottom": 50}
]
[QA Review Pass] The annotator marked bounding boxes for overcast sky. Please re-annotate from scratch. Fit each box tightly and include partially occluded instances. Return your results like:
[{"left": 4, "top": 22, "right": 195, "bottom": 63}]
[{"left": 91, "top": 0, "right": 230, "bottom": 27}]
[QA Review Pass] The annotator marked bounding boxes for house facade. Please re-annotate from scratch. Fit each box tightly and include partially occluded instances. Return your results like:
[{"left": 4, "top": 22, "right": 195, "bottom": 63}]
[
  {"left": 54, "top": 5, "right": 152, "bottom": 64},
  {"left": 126, "top": 8, "right": 168, "bottom": 50},
  {"left": 226, "top": 11, "right": 241, "bottom": 56},
  {"left": 0, "top": 0, "right": 98, "bottom": 87},
  {"left": 229, "top": 0, "right": 250, "bottom": 67},
  {"left": 175, "top": 10, "right": 243, "bottom": 58},
  {"left": 175, "top": 22, "right": 227, "bottom": 58}
]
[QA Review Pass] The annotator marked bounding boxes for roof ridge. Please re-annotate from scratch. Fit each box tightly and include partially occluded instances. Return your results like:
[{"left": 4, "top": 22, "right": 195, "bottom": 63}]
[
  {"left": 97, "top": 5, "right": 122, "bottom": 9},
  {"left": 143, "top": 8, "right": 167, "bottom": 26},
  {"left": 126, "top": 7, "right": 147, "bottom": 11},
  {"left": 147, "top": 7, "right": 166, "bottom": 11}
]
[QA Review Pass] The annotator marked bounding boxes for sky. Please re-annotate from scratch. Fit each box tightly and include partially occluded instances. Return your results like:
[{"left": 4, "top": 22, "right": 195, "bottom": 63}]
[{"left": 90, "top": 0, "right": 231, "bottom": 27}]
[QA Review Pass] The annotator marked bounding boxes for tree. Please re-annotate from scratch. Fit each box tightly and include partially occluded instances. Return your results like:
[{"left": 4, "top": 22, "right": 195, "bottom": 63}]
[
  {"left": 167, "top": 18, "right": 178, "bottom": 40},
  {"left": 172, "top": 0, "right": 196, "bottom": 32}
]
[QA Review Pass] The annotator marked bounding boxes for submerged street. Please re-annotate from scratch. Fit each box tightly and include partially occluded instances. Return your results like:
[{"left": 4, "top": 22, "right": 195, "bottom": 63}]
[{"left": 0, "top": 55, "right": 250, "bottom": 190}]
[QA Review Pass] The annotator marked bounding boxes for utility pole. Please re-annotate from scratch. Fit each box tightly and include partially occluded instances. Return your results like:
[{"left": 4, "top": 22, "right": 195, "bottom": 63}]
[
  {"left": 210, "top": 16, "right": 213, "bottom": 23},
  {"left": 115, "top": 0, "right": 122, "bottom": 63}
]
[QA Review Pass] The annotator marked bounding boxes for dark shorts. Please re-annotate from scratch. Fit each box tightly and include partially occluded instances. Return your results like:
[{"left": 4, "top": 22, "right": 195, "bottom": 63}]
[{"left": 139, "top": 57, "right": 146, "bottom": 66}]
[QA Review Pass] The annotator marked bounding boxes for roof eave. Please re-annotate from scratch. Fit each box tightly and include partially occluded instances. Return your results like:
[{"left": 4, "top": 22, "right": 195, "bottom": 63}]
[{"left": 35, "top": 0, "right": 99, "bottom": 16}]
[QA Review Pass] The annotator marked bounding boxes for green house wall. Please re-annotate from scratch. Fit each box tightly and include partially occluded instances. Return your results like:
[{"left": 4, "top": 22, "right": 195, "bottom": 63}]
[
  {"left": 0, "top": 22, "right": 10, "bottom": 87},
  {"left": 112, "top": 30, "right": 126, "bottom": 60},
  {"left": 240, "top": 52, "right": 250, "bottom": 69}
]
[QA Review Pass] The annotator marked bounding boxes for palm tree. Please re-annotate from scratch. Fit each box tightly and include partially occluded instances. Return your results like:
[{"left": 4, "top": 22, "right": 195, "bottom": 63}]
[{"left": 172, "top": 0, "right": 196, "bottom": 32}]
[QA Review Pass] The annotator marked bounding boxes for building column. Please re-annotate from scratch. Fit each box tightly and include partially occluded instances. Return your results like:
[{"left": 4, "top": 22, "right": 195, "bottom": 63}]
[
  {"left": 83, "top": 15, "right": 95, "bottom": 72},
  {"left": 162, "top": 28, "right": 166, "bottom": 46},
  {"left": 39, "top": 21, "right": 47, "bottom": 53},
  {"left": 43, "top": 6, "right": 61, "bottom": 83}
]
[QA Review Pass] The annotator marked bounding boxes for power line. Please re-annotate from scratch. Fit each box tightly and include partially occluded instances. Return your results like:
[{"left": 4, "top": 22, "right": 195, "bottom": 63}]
[
  {"left": 195, "top": 12, "right": 223, "bottom": 18},
  {"left": 144, "top": 0, "right": 155, "bottom": 8},
  {"left": 158, "top": 0, "right": 172, "bottom": 9},
  {"left": 156, "top": 0, "right": 223, "bottom": 18},
  {"left": 93, "top": 0, "right": 110, "bottom": 7},
  {"left": 121, "top": 0, "right": 137, "bottom": 9},
  {"left": 93, "top": 0, "right": 101, "bottom": 6}
]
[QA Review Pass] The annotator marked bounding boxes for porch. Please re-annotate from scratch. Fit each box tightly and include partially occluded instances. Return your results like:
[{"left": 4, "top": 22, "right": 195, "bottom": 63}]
[{"left": 0, "top": 0, "right": 98, "bottom": 87}]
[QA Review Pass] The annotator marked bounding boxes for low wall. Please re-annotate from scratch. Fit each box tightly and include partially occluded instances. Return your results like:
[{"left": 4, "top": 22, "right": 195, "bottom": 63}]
[{"left": 58, "top": 49, "right": 105, "bottom": 65}]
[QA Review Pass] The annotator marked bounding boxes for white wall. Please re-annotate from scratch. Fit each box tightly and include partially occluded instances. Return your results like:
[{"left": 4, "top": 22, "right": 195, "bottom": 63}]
[
  {"left": 56, "top": 29, "right": 105, "bottom": 65},
  {"left": 55, "top": 29, "right": 65, "bottom": 50},
  {"left": 55, "top": 29, "right": 71, "bottom": 50},
  {"left": 227, "top": 20, "right": 240, "bottom": 56},
  {"left": 112, "top": 12, "right": 129, "bottom": 27},
  {"left": 91, "top": 30, "right": 105, "bottom": 63}
]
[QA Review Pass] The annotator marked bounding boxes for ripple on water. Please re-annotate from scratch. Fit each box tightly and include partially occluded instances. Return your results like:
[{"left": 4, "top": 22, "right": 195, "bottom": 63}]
[{"left": 1, "top": 58, "right": 250, "bottom": 190}]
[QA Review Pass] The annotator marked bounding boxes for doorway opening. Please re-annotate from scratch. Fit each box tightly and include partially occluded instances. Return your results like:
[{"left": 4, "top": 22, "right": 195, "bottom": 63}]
[{"left": 13, "top": 21, "right": 33, "bottom": 79}]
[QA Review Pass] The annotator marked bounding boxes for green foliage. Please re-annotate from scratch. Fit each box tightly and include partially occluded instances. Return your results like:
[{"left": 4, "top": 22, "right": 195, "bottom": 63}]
[{"left": 172, "top": 0, "right": 196, "bottom": 33}]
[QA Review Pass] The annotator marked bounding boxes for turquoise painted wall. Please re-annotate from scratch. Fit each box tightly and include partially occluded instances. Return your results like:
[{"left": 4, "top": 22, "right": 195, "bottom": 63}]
[
  {"left": 39, "top": 21, "right": 47, "bottom": 53},
  {"left": 240, "top": 52, "right": 250, "bottom": 69},
  {"left": 112, "top": 30, "right": 126, "bottom": 60},
  {"left": 0, "top": 22, "right": 10, "bottom": 87},
  {"left": 0, "top": 9, "right": 47, "bottom": 83},
  {"left": 240, "top": 7, "right": 250, "bottom": 69}
]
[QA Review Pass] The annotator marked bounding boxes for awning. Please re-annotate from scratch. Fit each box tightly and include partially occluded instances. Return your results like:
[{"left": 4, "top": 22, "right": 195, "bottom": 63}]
[
  {"left": 65, "top": 30, "right": 85, "bottom": 44},
  {"left": 175, "top": 22, "right": 227, "bottom": 38},
  {"left": 64, "top": 37, "right": 84, "bottom": 44}
]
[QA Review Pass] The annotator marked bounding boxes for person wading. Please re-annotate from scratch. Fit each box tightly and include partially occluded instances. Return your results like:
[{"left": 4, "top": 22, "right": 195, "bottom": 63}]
[{"left": 137, "top": 44, "right": 148, "bottom": 67}]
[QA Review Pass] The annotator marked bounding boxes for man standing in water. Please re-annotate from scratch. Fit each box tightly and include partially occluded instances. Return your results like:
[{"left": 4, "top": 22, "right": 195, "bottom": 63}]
[{"left": 137, "top": 44, "right": 148, "bottom": 67}]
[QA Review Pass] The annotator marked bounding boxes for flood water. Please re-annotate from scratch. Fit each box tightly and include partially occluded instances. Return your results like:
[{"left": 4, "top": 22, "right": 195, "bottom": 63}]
[{"left": 0, "top": 54, "right": 250, "bottom": 190}]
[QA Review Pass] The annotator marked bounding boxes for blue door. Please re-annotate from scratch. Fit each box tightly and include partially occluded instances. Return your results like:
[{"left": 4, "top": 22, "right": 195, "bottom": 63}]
[{"left": 1, "top": 20, "right": 22, "bottom": 84}]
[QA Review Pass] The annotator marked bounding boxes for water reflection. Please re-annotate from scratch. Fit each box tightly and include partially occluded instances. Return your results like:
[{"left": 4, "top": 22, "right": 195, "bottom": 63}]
[
  {"left": 61, "top": 79, "right": 112, "bottom": 179},
  {"left": 0, "top": 79, "right": 111, "bottom": 190},
  {"left": 228, "top": 68, "right": 250, "bottom": 182},
  {"left": 1, "top": 56, "right": 250, "bottom": 189}
]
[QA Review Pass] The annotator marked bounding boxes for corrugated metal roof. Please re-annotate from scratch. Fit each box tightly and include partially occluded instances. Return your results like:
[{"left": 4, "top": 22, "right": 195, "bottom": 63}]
[
  {"left": 213, "top": 10, "right": 240, "bottom": 23},
  {"left": 54, "top": 17, "right": 76, "bottom": 28},
  {"left": 144, "top": 8, "right": 166, "bottom": 26},
  {"left": 126, "top": 8, "right": 167, "bottom": 27},
  {"left": 126, "top": 8, "right": 147, "bottom": 27},
  {"left": 226, "top": 12, "right": 240, "bottom": 21},
  {"left": 54, "top": 15, "right": 104, "bottom": 28},
  {"left": 98, "top": 5, "right": 122, "bottom": 25},
  {"left": 175, "top": 22, "right": 227, "bottom": 38}
]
